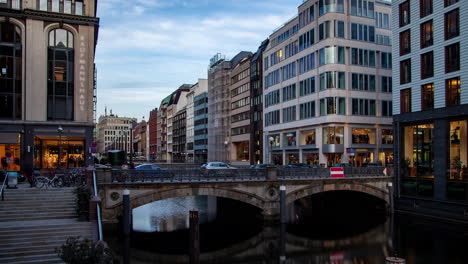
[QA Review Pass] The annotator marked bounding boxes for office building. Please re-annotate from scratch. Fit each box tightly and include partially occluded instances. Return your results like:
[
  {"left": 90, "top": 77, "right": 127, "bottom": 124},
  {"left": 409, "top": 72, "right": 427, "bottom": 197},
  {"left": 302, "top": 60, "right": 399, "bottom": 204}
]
[
  {"left": 392, "top": 0, "right": 468, "bottom": 221},
  {"left": 263, "top": 0, "right": 393, "bottom": 167}
]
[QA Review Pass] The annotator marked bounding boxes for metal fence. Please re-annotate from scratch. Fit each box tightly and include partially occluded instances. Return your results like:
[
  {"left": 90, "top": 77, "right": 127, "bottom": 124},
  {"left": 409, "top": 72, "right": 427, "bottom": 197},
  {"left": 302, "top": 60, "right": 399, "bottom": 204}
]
[{"left": 108, "top": 167, "right": 390, "bottom": 184}]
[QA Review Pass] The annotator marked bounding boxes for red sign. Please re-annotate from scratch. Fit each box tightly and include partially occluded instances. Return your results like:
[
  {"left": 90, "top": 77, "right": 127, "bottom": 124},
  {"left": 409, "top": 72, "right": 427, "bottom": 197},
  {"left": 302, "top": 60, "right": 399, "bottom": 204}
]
[{"left": 330, "top": 167, "right": 344, "bottom": 178}]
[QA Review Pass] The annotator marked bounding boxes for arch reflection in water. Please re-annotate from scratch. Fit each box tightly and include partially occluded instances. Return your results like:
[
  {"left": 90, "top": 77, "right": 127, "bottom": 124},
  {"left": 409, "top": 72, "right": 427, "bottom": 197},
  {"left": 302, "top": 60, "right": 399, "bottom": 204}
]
[{"left": 132, "top": 196, "right": 217, "bottom": 232}]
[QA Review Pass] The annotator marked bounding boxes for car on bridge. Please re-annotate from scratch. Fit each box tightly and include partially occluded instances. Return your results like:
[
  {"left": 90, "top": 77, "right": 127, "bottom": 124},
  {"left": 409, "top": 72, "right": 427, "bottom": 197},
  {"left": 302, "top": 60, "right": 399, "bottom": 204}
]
[
  {"left": 200, "top": 162, "right": 238, "bottom": 170},
  {"left": 250, "top": 164, "right": 268, "bottom": 169},
  {"left": 333, "top": 163, "right": 354, "bottom": 168},
  {"left": 200, "top": 162, "right": 239, "bottom": 177},
  {"left": 286, "top": 163, "right": 311, "bottom": 168},
  {"left": 135, "top": 164, "right": 162, "bottom": 170}
]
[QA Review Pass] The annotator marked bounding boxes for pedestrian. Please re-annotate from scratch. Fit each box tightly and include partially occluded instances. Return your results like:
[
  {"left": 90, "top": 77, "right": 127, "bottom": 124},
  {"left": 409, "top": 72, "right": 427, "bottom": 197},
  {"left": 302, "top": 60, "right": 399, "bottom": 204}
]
[{"left": 24, "top": 165, "right": 34, "bottom": 187}]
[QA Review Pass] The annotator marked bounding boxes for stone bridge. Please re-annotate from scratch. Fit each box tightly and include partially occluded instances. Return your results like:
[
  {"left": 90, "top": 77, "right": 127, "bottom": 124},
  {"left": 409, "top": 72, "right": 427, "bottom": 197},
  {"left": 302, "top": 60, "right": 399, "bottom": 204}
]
[{"left": 95, "top": 167, "right": 392, "bottom": 224}]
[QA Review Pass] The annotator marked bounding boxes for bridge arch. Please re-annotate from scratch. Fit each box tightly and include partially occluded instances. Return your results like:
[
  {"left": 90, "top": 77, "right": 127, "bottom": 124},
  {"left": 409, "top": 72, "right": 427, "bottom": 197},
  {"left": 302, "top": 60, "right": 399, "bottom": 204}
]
[
  {"left": 107, "top": 186, "right": 268, "bottom": 219},
  {"left": 286, "top": 182, "right": 389, "bottom": 205}
]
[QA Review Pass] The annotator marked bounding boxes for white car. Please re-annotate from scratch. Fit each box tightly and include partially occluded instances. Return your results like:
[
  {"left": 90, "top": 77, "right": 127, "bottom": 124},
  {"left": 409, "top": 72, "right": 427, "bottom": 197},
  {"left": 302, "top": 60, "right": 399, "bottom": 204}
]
[{"left": 201, "top": 162, "right": 238, "bottom": 170}]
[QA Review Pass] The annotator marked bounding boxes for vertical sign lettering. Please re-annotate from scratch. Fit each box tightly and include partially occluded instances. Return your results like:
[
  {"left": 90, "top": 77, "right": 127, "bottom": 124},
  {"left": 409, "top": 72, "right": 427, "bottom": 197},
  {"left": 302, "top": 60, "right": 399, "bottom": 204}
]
[{"left": 79, "top": 35, "right": 86, "bottom": 112}]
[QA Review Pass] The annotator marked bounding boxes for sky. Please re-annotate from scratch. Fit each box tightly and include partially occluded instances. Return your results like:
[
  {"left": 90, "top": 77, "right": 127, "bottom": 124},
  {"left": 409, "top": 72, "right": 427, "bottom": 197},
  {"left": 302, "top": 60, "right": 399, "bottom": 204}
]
[{"left": 95, "top": 0, "right": 300, "bottom": 121}]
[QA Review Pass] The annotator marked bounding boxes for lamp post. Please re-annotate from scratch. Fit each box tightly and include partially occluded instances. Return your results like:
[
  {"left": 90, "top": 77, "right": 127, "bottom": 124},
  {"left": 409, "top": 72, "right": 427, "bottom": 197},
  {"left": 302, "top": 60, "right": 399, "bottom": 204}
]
[
  {"left": 269, "top": 136, "right": 274, "bottom": 165},
  {"left": 224, "top": 141, "right": 228, "bottom": 164},
  {"left": 57, "top": 126, "right": 64, "bottom": 168}
]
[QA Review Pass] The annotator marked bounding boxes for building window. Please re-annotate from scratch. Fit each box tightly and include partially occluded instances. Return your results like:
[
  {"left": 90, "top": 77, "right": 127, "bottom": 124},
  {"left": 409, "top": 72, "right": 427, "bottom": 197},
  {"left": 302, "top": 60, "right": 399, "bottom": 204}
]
[
  {"left": 282, "top": 106, "right": 296, "bottom": 123},
  {"left": 299, "top": 101, "right": 315, "bottom": 120},
  {"left": 300, "top": 130, "right": 316, "bottom": 145},
  {"left": 400, "top": 88, "right": 411, "bottom": 113},
  {"left": 351, "top": 98, "right": 376, "bottom": 116},
  {"left": 446, "top": 77, "right": 461, "bottom": 107},
  {"left": 352, "top": 128, "right": 376, "bottom": 144},
  {"left": 351, "top": 73, "right": 376, "bottom": 91},
  {"left": 75, "top": 0, "right": 84, "bottom": 15},
  {"left": 64, "top": 0, "right": 72, "bottom": 13},
  {"left": 282, "top": 84, "right": 296, "bottom": 102},
  {"left": 320, "top": 97, "right": 346, "bottom": 116},
  {"left": 447, "top": 120, "right": 468, "bottom": 201},
  {"left": 401, "top": 124, "right": 434, "bottom": 197},
  {"left": 420, "top": 0, "right": 433, "bottom": 18},
  {"left": 318, "top": 0, "right": 344, "bottom": 16},
  {"left": 400, "top": 59, "right": 411, "bottom": 85},
  {"left": 399, "top": 1, "right": 410, "bottom": 27},
  {"left": 350, "top": 0, "right": 375, "bottom": 18},
  {"left": 350, "top": 23, "right": 375, "bottom": 43},
  {"left": 445, "top": 42, "right": 460, "bottom": 73},
  {"left": 421, "top": 83, "right": 434, "bottom": 111},
  {"left": 420, "top": 20, "right": 433, "bottom": 49},
  {"left": 445, "top": 8, "right": 459, "bottom": 40},
  {"left": 351, "top": 48, "right": 375, "bottom": 67},
  {"left": 420, "top": 51, "right": 433, "bottom": 79},
  {"left": 400, "top": 30, "right": 411, "bottom": 56},
  {"left": 381, "top": 52, "right": 392, "bottom": 69},
  {"left": 0, "top": 22, "right": 22, "bottom": 120},
  {"left": 269, "top": 134, "right": 280, "bottom": 147},
  {"left": 323, "top": 127, "right": 344, "bottom": 144},
  {"left": 320, "top": 72, "right": 345, "bottom": 90},
  {"left": 445, "top": 0, "right": 459, "bottom": 7},
  {"left": 47, "top": 29, "right": 74, "bottom": 121},
  {"left": 381, "top": 76, "right": 392, "bottom": 93},
  {"left": 382, "top": 100, "right": 393, "bottom": 117},
  {"left": 299, "top": 77, "right": 315, "bottom": 96}
]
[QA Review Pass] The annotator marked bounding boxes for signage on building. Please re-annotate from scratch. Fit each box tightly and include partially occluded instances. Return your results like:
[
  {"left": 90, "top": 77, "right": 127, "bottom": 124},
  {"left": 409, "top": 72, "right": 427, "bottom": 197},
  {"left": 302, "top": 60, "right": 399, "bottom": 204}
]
[
  {"left": 346, "top": 148, "right": 355, "bottom": 154},
  {"left": 209, "top": 53, "right": 225, "bottom": 68},
  {"left": 79, "top": 35, "right": 87, "bottom": 113}
]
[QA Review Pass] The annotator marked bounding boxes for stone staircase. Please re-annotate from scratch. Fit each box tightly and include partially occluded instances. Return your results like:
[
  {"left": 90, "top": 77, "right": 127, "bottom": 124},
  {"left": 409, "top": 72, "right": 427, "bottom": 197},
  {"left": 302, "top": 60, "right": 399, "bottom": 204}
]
[{"left": 0, "top": 185, "right": 92, "bottom": 264}]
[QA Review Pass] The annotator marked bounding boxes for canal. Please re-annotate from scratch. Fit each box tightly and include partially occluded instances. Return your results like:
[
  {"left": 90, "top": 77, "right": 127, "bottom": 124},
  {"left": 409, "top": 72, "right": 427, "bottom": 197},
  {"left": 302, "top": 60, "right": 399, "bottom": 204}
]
[{"left": 104, "top": 192, "right": 468, "bottom": 263}]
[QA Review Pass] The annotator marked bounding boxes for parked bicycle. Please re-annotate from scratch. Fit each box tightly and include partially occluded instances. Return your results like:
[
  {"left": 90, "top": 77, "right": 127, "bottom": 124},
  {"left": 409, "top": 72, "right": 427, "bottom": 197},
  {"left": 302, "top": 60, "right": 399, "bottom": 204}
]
[{"left": 34, "top": 174, "right": 65, "bottom": 189}]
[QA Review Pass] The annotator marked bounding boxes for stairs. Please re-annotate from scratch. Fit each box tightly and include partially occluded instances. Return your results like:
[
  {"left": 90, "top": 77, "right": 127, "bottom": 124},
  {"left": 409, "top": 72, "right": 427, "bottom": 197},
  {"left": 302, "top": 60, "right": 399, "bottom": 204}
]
[{"left": 0, "top": 185, "right": 93, "bottom": 264}]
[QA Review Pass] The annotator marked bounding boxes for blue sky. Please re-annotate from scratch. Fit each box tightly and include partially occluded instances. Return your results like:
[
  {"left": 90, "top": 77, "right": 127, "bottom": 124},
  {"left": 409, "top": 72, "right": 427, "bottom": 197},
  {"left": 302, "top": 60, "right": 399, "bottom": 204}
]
[{"left": 95, "top": 0, "right": 300, "bottom": 121}]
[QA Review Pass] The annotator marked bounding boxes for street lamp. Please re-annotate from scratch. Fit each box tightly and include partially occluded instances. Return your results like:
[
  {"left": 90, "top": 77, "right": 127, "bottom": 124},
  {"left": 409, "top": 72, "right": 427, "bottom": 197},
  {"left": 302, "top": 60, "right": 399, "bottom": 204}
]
[
  {"left": 224, "top": 141, "right": 228, "bottom": 163},
  {"left": 268, "top": 136, "right": 274, "bottom": 165},
  {"left": 57, "top": 126, "right": 64, "bottom": 168}
]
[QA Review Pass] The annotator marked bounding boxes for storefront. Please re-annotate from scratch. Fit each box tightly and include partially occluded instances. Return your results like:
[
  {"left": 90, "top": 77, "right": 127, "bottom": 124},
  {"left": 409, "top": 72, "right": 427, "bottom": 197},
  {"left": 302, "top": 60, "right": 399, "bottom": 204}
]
[
  {"left": 0, "top": 133, "right": 21, "bottom": 171},
  {"left": 286, "top": 151, "right": 299, "bottom": 164},
  {"left": 303, "top": 151, "right": 319, "bottom": 166},
  {"left": 34, "top": 136, "right": 85, "bottom": 169},
  {"left": 300, "top": 129, "right": 316, "bottom": 146}
]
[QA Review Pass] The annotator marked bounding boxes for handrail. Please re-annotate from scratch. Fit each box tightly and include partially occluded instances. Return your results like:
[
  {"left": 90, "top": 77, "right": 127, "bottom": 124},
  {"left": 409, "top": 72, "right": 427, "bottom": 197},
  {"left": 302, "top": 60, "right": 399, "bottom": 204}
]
[
  {"left": 1, "top": 172, "right": 7, "bottom": 201},
  {"left": 93, "top": 170, "right": 103, "bottom": 241}
]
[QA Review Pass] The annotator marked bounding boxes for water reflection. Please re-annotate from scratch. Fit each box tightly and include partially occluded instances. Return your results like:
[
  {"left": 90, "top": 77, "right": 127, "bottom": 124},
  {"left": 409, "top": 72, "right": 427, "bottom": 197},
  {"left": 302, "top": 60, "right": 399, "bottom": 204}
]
[{"left": 132, "top": 196, "right": 217, "bottom": 232}]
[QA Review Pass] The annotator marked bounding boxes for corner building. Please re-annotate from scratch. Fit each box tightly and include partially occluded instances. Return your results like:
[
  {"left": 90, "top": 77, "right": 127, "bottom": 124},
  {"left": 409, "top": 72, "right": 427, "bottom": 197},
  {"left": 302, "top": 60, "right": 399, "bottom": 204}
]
[
  {"left": 0, "top": 1, "right": 98, "bottom": 170},
  {"left": 263, "top": 0, "right": 393, "bottom": 167},
  {"left": 393, "top": 0, "right": 468, "bottom": 221}
]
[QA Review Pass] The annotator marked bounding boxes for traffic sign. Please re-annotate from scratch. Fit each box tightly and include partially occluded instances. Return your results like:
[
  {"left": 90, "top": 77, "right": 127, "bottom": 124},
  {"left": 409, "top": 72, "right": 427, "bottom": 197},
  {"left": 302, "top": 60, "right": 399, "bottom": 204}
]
[{"left": 330, "top": 167, "right": 344, "bottom": 178}]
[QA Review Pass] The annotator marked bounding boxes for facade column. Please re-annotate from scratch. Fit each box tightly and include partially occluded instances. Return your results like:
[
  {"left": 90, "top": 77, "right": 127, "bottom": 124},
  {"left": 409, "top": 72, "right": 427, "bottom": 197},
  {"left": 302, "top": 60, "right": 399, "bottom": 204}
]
[{"left": 434, "top": 119, "right": 448, "bottom": 201}]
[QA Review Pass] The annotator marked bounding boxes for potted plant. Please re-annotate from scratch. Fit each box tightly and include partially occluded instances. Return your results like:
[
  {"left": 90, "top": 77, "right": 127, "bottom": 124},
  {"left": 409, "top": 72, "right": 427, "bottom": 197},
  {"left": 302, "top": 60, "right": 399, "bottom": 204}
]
[
  {"left": 57, "top": 237, "right": 114, "bottom": 264},
  {"left": 74, "top": 186, "right": 92, "bottom": 221}
]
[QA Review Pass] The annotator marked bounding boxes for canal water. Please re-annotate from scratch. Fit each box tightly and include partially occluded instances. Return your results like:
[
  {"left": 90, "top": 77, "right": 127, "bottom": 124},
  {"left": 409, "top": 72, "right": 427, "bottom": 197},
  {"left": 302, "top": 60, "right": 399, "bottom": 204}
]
[{"left": 104, "top": 195, "right": 468, "bottom": 263}]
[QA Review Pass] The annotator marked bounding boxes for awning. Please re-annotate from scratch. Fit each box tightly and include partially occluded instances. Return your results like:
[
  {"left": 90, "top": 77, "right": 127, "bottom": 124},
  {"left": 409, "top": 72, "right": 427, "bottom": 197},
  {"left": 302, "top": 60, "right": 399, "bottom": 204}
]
[{"left": 0, "top": 133, "right": 20, "bottom": 144}]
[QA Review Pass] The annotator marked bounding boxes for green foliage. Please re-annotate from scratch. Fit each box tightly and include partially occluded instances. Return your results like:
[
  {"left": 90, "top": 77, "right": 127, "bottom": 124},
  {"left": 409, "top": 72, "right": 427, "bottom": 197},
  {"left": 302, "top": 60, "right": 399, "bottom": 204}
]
[
  {"left": 74, "top": 186, "right": 92, "bottom": 220},
  {"left": 57, "top": 237, "right": 115, "bottom": 264}
]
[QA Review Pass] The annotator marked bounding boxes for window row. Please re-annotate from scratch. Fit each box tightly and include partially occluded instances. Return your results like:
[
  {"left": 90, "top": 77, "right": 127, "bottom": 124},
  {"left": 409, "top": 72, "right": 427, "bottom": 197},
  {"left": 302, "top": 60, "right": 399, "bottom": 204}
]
[
  {"left": 350, "top": 48, "right": 375, "bottom": 67},
  {"left": 350, "top": 0, "right": 375, "bottom": 19},
  {"left": 400, "top": 77, "right": 461, "bottom": 113},
  {"left": 350, "top": 23, "right": 375, "bottom": 43},
  {"left": 375, "top": 12, "right": 390, "bottom": 29},
  {"left": 282, "top": 84, "right": 296, "bottom": 102},
  {"left": 37, "top": 0, "right": 84, "bottom": 16},
  {"left": 281, "top": 62, "right": 296, "bottom": 81},
  {"left": 231, "top": 69, "right": 249, "bottom": 84},
  {"left": 319, "top": 0, "right": 344, "bottom": 16},
  {"left": 231, "top": 97, "right": 250, "bottom": 110},
  {"left": 231, "top": 111, "right": 250, "bottom": 123},
  {"left": 319, "top": 20, "right": 345, "bottom": 41},
  {"left": 231, "top": 83, "right": 249, "bottom": 98},
  {"left": 299, "top": 5, "right": 315, "bottom": 29},
  {"left": 283, "top": 106, "right": 297, "bottom": 123},
  {"left": 298, "top": 52, "right": 316, "bottom": 74},
  {"left": 319, "top": 46, "right": 345, "bottom": 65},
  {"left": 231, "top": 125, "right": 250, "bottom": 136}
]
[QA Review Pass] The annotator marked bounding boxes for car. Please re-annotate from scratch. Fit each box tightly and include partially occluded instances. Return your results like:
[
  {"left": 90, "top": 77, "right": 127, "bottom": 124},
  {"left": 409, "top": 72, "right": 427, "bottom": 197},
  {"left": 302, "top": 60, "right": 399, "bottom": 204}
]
[
  {"left": 250, "top": 164, "right": 268, "bottom": 169},
  {"left": 286, "top": 163, "right": 310, "bottom": 168},
  {"left": 333, "top": 163, "right": 354, "bottom": 168},
  {"left": 135, "top": 164, "right": 162, "bottom": 170},
  {"left": 201, "top": 162, "right": 237, "bottom": 170},
  {"left": 95, "top": 164, "right": 110, "bottom": 169},
  {"left": 362, "top": 162, "right": 383, "bottom": 167}
]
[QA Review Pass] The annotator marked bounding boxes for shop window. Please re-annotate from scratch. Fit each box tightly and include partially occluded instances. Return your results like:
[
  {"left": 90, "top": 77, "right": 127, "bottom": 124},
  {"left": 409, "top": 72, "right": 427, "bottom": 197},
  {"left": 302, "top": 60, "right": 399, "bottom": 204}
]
[
  {"left": 0, "top": 142, "right": 21, "bottom": 171},
  {"left": 303, "top": 153, "right": 319, "bottom": 166},
  {"left": 445, "top": 42, "right": 460, "bottom": 73},
  {"left": 286, "top": 153, "right": 299, "bottom": 164},
  {"left": 283, "top": 132, "right": 297, "bottom": 147},
  {"left": 445, "top": 8, "right": 459, "bottom": 40},
  {"left": 382, "top": 129, "right": 393, "bottom": 145},
  {"left": 0, "top": 22, "right": 22, "bottom": 120},
  {"left": 234, "top": 141, "right": 249, "bottom": 161},
  {"left": 268, "top": 134, "right": 280, "bottom": 147},
  {"left": 34, "top": 137, "right": 85, "bottom": 169},
  {"left": 300, "top": 130, "right": 316, "bottom": 146},
  {"left": 401, "top": 124, "right": 434, "bottom": 197},
  {"left": 446, "top": 77, "right": 460, "bottom": 107},
  {"left": 420, "top": 20, "right": 433, "bottom": 49},
  {"left": 447, "top": 120, "right": 468, "bottom": 201},
  {"left": 352, "top": 128, "right": 376, "bottom": 144},
  {"left": 272, "top": 153, "right": 283, "bottom": 165},
  {"left": 323, "top": 127, "right": 344, "bottom": 144}
]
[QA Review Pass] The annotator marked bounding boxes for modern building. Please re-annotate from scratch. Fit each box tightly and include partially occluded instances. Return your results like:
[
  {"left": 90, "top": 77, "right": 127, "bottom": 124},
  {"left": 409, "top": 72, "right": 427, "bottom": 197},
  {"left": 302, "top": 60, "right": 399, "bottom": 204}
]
[
  {"left": 0, "top": 0, "right": 99, "bottom": 170},
  {"left": 229, "top": 54, "right": 253, "bottom": 166},
  {"left": 186, "top": 79, "right": 208, "bottom": 163},
  {"left": 96, "top": 111, "right": 135, "bottom": 156},
  {"left": 194, "top": 92, "right": 209, "bottom": 164},
  {"left": 148, "top": 108, "right": 158, "bottom": 161},
  {"left": 392, "top": 0, "right": 468, "bottom": 221},
  {"left": 250, "top": 39, "right": 270, "bottom": 165},
  {"left": 262, "top": 0, "right": 393, "bottom": 167},
  {"left": 172, "top": 108, "right": 186, "bottom": 162},
  {"left": 207, "top": 52, "right": 252, "bottom": 163}
]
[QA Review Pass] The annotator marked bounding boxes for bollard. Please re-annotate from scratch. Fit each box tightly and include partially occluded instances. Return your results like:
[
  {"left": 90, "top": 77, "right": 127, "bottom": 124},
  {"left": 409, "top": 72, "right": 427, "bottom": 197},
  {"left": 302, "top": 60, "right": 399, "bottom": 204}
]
[
  {"left": 387, "top": 182, "right": 394, "bottom": 215},
  {"left": 279, "top": 223, "right": 286, "bottom": 263},
  {"left": 280, "top": 186, "right": 287, "bottom": 224},
  {"left": 189, "top": 210, "right": 200, "bottom": 264},
  {"left": 122, "top": 189, "right": 130, "bottom": 264}
]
